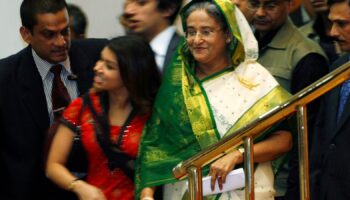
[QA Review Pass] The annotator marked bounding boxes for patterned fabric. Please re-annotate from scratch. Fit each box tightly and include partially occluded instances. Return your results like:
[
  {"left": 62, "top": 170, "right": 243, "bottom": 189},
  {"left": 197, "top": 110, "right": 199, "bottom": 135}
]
[
  {"left": 337, "top": 79, "right": 350, "bottom": 121},
  {"left": 63, "top": 92, "right": 149, "bottom": 200},
  {"left": 162, "top": 62, "right": 290, "bottom": 199},
  {"left": 135, "top": 0, "right": 291, "bottom": 199}
]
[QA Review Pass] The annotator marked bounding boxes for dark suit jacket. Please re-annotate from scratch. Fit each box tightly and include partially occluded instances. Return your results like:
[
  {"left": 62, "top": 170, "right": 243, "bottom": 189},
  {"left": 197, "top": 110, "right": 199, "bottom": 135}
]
[
  {"left": 310, "top": 53, "right": 350, "bottom": 200},
  {"left": 0, "top": 38, "right": 107, "bottom": 200},
  {"left": 162, "top": 32, "right": 182, "bottom": 74}
]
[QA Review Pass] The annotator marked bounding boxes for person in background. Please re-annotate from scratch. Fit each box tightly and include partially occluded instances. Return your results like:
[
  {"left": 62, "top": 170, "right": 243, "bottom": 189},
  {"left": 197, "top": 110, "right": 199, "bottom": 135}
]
[
  {"left": 284, "top": 1, "right": 339, "bottom": 200},
  {"left": 288, "top": 0, "right": 309, "bottom": 27},
  {"left": 299, "top": 0, "right": 341, "bottom": 64},
  {"left": 309, "top": 0, "right": 350, "bottom": 199},
  {"left": 137, "top": 0, "right": 292, "bottom": 199},
  {"left": 248, "top": 0, "right": 328, "bottom": 198},
  {"left": 123, "top": 0, "right": 183, "bottom": 73},
  {"left": 232, "top": 0, "right": 255, "bottom": 23},
  {"left": 46, "top": 36, "right": 161, "bottom": 200},
  {"left": 0, "top": 0, "right": 106, "bottom": 200},
  {"left": 67, "top": 4, "right": 88, "bottom": 39}
]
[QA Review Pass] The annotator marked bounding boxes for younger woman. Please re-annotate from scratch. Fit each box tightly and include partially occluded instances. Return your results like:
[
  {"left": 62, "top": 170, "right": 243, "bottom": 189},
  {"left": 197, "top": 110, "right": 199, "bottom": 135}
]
[{"left": 46, "top": 35, "right": 161, "bottom": 200}]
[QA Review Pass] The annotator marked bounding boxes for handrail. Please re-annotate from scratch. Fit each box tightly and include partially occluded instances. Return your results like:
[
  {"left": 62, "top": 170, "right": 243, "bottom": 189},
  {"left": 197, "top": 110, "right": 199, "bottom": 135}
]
[{"left": 172, "top": 61, "right": 350, "bottom": 199}]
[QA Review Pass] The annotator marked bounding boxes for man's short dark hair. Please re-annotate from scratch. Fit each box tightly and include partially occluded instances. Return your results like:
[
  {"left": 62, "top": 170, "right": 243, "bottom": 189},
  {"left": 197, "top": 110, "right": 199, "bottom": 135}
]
[
  {"left": 20, "top": 0, "right": 68, "bottom": 32},
  {"left": 67, "top": 4, "right": 87, "bottom": 36},
  {"left": 157, "top": 0, "right": 183, "bottom": 24}
]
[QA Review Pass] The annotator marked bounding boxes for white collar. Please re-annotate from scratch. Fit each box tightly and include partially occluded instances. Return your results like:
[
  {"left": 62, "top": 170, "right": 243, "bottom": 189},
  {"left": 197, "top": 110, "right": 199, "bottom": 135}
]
[
  {"left": 32, "top": 49, "right": 72, "bottom": 80},
  {"left": 150, "top": 26, "right": 176, "bottom": 57}
]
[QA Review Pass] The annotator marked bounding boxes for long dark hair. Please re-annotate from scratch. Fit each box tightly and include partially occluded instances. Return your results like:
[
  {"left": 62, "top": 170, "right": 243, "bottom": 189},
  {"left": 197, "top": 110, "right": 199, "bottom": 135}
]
[
  {"left": 106, "top": 35, "right": 161, "bottom": 114},
  {"left": 85, "top": 36, "right": 161, "bottom": 178}
]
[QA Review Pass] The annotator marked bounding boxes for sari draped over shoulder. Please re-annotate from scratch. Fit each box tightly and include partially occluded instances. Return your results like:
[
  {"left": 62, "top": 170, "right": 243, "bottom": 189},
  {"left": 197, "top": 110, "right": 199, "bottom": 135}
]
[{"left": 136, "top": 0, "right": 291, "bottom": 199}]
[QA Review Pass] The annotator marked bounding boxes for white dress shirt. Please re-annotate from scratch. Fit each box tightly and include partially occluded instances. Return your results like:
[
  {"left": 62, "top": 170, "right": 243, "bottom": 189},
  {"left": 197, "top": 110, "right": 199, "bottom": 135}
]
[
  {"left": 150, "top": 26, "right": 176, "bottom": 71},
  {"left": 32, "top": 49, "right": 79, "bottom": 123}
]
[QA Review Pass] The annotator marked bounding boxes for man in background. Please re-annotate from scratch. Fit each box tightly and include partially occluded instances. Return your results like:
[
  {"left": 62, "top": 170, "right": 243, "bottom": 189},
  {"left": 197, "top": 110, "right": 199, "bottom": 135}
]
[
  {"left": 123, "top": 0, "right": 183, "bottom": 73},
  {"left": 299, "top": 0, "right": 341, "bottom": 64},
  {"left": 309, "top": 0, "right": 350, "bottom": 199},
  {"left": 249, "top": 0, "right": 328, "bottom": 198}
]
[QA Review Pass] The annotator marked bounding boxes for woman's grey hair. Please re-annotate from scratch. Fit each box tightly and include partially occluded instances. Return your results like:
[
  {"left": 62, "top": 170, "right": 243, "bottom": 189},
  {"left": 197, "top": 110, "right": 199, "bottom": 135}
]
[{"left": 182, "top": 1, "right": 228, "bottom": 33}]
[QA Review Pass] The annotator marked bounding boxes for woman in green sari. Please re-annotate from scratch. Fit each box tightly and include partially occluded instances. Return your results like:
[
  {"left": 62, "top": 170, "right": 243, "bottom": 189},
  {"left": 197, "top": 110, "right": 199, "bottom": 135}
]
[{"left": 137, "top": 0, "right": 292, "bottom": 199}]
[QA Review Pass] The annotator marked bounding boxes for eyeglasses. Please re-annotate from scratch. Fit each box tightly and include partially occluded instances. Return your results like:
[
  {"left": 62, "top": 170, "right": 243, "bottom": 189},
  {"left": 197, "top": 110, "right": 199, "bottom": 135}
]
[
  {"left": 247, "top": 0, "right": 284, "bottom": 11},
  {"left": 186, "top": 28, "right": 222, "bottom": 39}
]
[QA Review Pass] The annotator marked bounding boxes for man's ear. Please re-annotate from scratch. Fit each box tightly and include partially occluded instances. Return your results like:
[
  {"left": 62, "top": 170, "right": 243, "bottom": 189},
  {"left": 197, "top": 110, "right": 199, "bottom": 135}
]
[{"left": 20, "top": 26, "right": 32, "bottom": 44}]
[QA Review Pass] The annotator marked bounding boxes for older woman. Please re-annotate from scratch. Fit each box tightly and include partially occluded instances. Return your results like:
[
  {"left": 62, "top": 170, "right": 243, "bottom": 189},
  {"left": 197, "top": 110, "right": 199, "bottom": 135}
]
[
  {"left": 137, "top": 0, "right": 292, "bottom": 199},
  {"left": 46, "top": 36, "right": 161, "bottom": 200}
]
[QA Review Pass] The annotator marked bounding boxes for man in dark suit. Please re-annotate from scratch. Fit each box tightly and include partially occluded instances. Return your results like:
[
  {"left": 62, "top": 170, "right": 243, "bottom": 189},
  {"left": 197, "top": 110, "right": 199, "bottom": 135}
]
[
  {"left": 310, "top": 0, "right": 350, "bottom": 199},
  {"left": 123, "top": 0, "right": 183, "bottom": 74},
  {"left": 0, "top": 0, "right": 106, "bottom": 200}
]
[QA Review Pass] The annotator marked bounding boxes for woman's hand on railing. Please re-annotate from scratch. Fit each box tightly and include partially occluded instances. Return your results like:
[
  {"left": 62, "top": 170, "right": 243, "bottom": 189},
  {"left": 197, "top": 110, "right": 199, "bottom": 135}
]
[{"left": 209, "top": 150, "right": 243, "bottom": 191}]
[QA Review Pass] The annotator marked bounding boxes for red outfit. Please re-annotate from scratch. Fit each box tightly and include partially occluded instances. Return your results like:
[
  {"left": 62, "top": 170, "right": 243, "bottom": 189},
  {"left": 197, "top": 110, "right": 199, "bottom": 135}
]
[{"left": 63, "top": 93, "right": 149, "bottom": 200}]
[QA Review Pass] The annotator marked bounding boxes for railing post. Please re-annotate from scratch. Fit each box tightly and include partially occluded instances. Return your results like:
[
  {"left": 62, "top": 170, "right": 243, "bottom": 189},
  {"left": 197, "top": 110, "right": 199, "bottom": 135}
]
[
  {"left": 244, "top": 137, "right": 255, "bottom": 200},
  {"left": 187, "top": 166, "right": 203, "bottom": 200},
  {"left": 297, "top": 105, "right": 310, "bottom": 200}
]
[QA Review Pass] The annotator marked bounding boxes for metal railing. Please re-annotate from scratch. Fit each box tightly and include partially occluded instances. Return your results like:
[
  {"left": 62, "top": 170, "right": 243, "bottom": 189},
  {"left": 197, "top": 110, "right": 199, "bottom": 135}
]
[{"left": 172, "top": 61, "right": 350, "bottom": 200}]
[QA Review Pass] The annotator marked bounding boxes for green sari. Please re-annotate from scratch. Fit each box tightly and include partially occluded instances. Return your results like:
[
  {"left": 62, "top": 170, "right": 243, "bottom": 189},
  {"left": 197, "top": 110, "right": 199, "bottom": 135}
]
[{"left": 136, "top": 0, "right": 291, "bottom": 199}]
